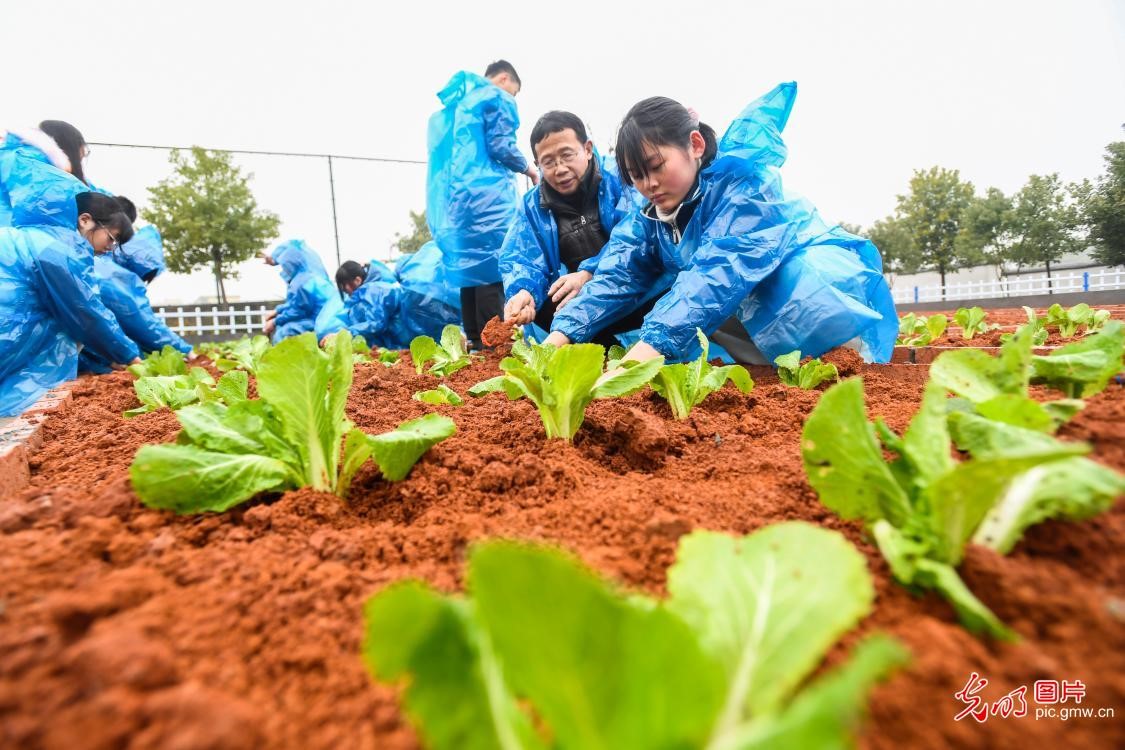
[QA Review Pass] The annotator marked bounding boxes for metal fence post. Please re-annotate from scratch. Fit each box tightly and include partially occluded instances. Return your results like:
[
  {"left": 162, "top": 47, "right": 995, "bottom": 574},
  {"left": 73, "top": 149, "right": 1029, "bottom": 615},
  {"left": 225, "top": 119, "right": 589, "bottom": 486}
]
[{"left": 328, "top": 155, "right": 341, "bottom": 268}]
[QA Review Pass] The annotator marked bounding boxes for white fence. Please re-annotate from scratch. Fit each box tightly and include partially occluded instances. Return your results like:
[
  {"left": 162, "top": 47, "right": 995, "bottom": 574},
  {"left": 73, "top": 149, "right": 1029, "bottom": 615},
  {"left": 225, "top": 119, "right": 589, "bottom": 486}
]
[
  {"left": 891, "top": 269, "right": 1125, "bottom": 305},
  {"left": 155, "top": 303, "right": 274, "bottom": 338},
  {"left": 156, "top": 268, "right": 1125, "bottom": 337}
]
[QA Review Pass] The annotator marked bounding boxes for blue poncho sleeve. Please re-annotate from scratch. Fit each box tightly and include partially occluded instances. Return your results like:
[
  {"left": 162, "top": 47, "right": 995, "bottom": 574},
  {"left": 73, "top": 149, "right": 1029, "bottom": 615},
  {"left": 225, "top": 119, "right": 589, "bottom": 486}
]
[{"left": 35, "top": 239, "right": 140, "bottom": 363}]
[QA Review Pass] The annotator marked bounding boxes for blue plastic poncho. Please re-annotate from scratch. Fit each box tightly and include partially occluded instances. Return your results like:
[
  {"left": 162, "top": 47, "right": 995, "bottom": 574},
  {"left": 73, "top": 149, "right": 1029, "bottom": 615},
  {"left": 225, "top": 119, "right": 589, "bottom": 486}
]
[
  {"left": 270, "top": 239, "right": 336, "bottom": 343},
  {"left": 394, "top": 241, "right": 461, "bottom": 311},
  {"left": 426, "top": 71, "right": 527, "bottom": 288},
  {"left": 314, "top": 241, "right": 461, "bottom": 349},
  {"left": 367, "top": 258, "right": 397, "bottom": 285},
  {"left": 552, "top": 82, "right": 898, "bottom": 364},
  {"left": 78, "top": 226, "right": 192, "bottom": 374},
  {"left": 498, "top": 151, "right": 643, "bottom": 309},
  {"left": 0, "top": 131, "right": 86, "bottom": 230},
  {"left": 0, "top": 136, "right": 141, "bottom": 415}
]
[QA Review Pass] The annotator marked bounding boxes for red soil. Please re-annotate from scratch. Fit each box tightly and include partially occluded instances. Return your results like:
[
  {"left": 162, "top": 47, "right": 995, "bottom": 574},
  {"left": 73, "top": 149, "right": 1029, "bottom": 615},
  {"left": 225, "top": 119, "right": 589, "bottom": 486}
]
[{"left": 0, "top": 329, "right": 1122, "bottom": 749}]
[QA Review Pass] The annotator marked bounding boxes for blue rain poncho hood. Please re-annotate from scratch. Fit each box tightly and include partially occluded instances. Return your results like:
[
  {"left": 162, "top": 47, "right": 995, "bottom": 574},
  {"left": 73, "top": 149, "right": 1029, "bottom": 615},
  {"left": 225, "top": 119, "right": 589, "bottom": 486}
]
[
  {"left": 0, "top": 129, "right": 86, "bottom": 230},
  {"left": 269, "top": 239, "right": 335, "bottom": 343},
  {"left": 426, "top": 71, "right": 527, "bottom": 287},
  {"left": 272, "top": 238, "right": 328, "bottom": 283},
  {"left": 551, "top": 82, "right": 898, "bottom": 364},
  {"left": 112, "top": 224, "right": 166, "bottom": 281}
]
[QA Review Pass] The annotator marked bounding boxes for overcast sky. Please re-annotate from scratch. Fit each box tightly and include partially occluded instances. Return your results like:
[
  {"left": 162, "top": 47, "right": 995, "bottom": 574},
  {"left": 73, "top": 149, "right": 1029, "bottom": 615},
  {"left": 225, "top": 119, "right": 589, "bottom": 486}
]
[{"left": 6, "top": 0, "right": 1124, "bottom": 304}]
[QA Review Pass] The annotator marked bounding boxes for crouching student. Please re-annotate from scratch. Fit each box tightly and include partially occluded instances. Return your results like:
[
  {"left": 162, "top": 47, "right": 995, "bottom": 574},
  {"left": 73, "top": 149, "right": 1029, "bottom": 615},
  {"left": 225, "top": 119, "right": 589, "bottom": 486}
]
[
  {"left": 316, "top": 241, "right": 461, "bottom": 349},
  {"left": 262, "top": 240, "right": 336, "bottom": 343},
  {"left": 499, "top": 111, "right": 664, "bottom": 347},
  {"left": 78, "top": 221, "right": 193, "bottom": 373},
  {"left": 0, "top": 191, "right": 141, "bottom": 416},
  {"left": 543, "top": 82, "right": 897, "bottom": 366}
]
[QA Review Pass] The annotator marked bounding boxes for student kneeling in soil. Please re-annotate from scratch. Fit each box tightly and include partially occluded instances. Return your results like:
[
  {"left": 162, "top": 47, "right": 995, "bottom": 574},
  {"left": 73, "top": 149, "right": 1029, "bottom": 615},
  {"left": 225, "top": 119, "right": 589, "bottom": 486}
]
[
  {"left": 78, "top": 199, "right": 194, "bottom": 373},
  {"left": 542, "top": 82, "right": 898, "bottom": 366},
  {"left": 0, "top": 191, "right": 141, "bottom": 416},
  {"left": 315, "top": 241, "right": 461, "bottom": 349},
  {"left": 261, "top": 239, "right": 336, "bottom": 344},
  {"left": 499, "top": 111, "right": 666, "bottom": 348}
]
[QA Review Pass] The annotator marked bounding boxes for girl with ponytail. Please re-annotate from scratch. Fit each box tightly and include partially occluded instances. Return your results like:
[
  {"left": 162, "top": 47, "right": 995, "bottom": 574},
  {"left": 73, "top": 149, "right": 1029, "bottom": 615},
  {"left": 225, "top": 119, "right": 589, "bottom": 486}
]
[{"left": 544, "top": 83, "right": 898, "bottom": 367}]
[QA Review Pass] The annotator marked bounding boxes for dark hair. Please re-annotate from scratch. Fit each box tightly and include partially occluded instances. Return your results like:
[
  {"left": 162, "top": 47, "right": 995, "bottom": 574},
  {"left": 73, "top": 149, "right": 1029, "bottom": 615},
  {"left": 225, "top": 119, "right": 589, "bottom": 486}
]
[
  {"left": 114, "top": 195, "right": 138, "bottom": 223},
  {"left": 335, "top": 260, "right": 367, "bottom": 294},
  {"left": 614, "top": 97, "right": 718, "bottom": 186},
  {"left": 529, "top": 111, "right": 588, "bottom": 160},
  {"left": 76, "top": 192, "right": 135, "bottom": 245},
  {"left": 484, "top": 59, "right": 521, "bottom": 87},
  {"left": 39, "top": 120, "right": 88, "bottom": 185}
]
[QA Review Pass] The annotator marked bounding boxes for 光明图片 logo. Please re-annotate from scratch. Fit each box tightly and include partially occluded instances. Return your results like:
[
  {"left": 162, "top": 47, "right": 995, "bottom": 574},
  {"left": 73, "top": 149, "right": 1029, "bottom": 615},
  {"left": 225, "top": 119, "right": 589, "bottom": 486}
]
[{"left": 954, "top": 673, "right": 1116, "bottom": 722}]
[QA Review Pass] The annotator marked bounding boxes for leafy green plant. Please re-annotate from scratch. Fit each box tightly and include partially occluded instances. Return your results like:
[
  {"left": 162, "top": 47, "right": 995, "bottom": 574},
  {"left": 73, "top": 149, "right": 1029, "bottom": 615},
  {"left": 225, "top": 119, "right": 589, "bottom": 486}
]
[
  {"left": 1085, "top": 308, "right": 1113, "bottom": 335},
  {"left": 651, "top": 330, "right": 753, "bottom": 419},
  {"left": 362, "top": 522, "right": 908, "bottom": 750},
  {"left": 952, "top": 307, "right": 997, "bottom": 340},
  {"left": 606, "top": 343, "right": 627, "bottom": 370},
  {"left": 410, "top": 324, "right": 475, "bottom": 377},
  {"left": 206, "top": 335, "right": 272, "bottom": 374},
  {"left": 947, "top": 412, "right": 1125, "bottom": 554},
  {"left": 413, "top": 385, "right": 463, "bottom": 406},
  {"left": 124, "top": 368, "right": 213, "bottom": 417},
  {"left": 1045, "top": 303, "right": 1105, "bottom": 339},
  {"left": 129, "top": 331, "right": 455, "bottom": 513},
  {"left": 127, "top": 345, "right": 189, "bottom": 378},
  {"left": 123, "top": 368, "right": 250, "bottom": 419},
  {"left": 1008, "top": 306, "right": 1049, "bottom": 346},
  {"left": 376, "top": 348, "right": 401, "bottom": 366},
  {"left": 1029, "top": 321, "right": 1125, "bottom": 398},
  {"left": 802, "top": 377, "right": 1099, "bottom": 641},
  {"left": 468, "top": 339, "right": 664, "bottom": 441},
  {"left": 929, "top": 323, "right": 1089, "bottom": 433},
  {"left": 774, "top": 350, "right": 839, "bottom": 390},
  {"left": 896, "top": 313, "right": 948, "bottom": 346}
]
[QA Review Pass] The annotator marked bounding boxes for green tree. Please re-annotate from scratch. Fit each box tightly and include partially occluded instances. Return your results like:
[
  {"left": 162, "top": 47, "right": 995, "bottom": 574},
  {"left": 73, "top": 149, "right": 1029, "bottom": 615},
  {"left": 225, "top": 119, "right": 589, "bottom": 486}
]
[
  {"left": 895, "top": 167, "right": 980, "bottom": 292},
  {"left": 956, "top": 187, "right": 1012, "bottom": 278},
  {"left": 1082, "top": 139, "right": 1125, "bottom": 267},
  {"left": 866, "top": 215, "right": 921, "bottom": 275},
  {"left": 393, "top": 209, "right": 432, "bottom": 255},
  {"left": 143, "top": 147, "right": 280, "bottom": 303},
  {"left": 1003, "top": 174, "right": 1085, "bottom": 286}
]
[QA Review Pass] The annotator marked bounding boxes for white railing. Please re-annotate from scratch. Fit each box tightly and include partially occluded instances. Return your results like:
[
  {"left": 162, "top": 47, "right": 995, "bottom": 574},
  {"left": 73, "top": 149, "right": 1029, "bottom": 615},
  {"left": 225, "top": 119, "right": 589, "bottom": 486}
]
[
  {"left": 891, "top": 269, "right": 1125, "bottom": 305},
  {"left": 155, "top": 304, "right": 274, "bottom": 337}
]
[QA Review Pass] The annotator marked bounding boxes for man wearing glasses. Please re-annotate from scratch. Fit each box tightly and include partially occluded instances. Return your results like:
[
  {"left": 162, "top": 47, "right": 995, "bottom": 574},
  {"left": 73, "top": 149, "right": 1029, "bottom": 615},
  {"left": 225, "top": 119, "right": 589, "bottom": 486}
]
[{"left": 500, "top": 111, "right": 663, "bottom": 346}]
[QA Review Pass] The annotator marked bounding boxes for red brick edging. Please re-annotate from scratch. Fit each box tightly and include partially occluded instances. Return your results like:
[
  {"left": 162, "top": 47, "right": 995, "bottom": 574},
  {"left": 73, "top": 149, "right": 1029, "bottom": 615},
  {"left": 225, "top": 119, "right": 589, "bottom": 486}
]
[{"left": 0, "top": 385, "right": 74, "bottom": 498}]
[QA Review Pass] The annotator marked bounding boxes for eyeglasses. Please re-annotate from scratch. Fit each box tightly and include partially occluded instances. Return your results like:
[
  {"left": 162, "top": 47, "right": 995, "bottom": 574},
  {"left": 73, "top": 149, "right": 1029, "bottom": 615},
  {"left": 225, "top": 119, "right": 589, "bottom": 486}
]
[
  {"left": 97, "top": 222, "right": 119, "bottom": 251},
  {"left": 537, "top": 149, "right": 582, "bottom": 171}
]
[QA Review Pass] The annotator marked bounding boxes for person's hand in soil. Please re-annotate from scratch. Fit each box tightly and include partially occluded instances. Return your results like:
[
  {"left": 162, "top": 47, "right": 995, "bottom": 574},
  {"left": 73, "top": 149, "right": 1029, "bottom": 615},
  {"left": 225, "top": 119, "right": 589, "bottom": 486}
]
[
  {"left": 319, "top": 333, "right": 336, "bottom": 348},
  {"left": 186, "top": 350, "right": 200, "bottom": 363},
  {"left": 549, "top": 270, "right": 592, "bottom": 311},
  {"left": 504, "top": 290, "right": 536, "bottom": 325}
]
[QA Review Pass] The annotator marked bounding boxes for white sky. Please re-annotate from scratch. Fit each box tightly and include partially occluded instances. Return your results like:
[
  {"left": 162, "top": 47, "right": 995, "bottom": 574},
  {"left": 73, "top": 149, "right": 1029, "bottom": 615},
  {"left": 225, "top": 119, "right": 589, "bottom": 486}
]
[{"left": 5, "top": 0, "right": 1124, "bottom": 304}]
